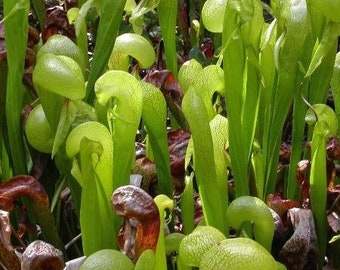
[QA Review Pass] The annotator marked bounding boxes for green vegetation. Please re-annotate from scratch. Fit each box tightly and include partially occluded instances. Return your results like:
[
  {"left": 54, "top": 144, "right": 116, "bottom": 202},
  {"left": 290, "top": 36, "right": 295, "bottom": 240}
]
[{"left": 0, "top": 0, "right": 340, "bottom": 269}]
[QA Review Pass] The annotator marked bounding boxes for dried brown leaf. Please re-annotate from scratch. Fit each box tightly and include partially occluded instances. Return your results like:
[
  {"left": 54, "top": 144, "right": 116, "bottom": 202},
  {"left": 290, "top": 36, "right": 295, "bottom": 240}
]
[
  {"left": 0, "top": 175, "right": 49, "bottom": 211},
  {"left": 267, "top": 193, "right": 301, "bottom": 218},
  {"left": 132, "top": 157, "right": 158, "bottom": 197},
  {"left": 280, "top": 142, "right": 291, "bottom": 164},
  {"left": 21, "top": 240, "right": 64, "bottom": 270},
  {"left": 168, "top": 129, "right": 191, "bottom": 177},
  {"left": 296, "top": 160, "right": 311, "bottom": 207},
  {"left": 328, "top": 212, "right": 340, "bottom": 233},
  {"left": 42, "top": 7, "right": 75, "bottom": 43},
  {"left": 0, "top": 210, "right": 21, "bottom": 270},
  {"left": 279, "top": 208, "right": 318, "bottom": 270},
  {"left": 327, "top": 136, "right": 340, "bottom": 160},
  {"left": 111, "top": 185, "right": 160, "bottom": 262}
]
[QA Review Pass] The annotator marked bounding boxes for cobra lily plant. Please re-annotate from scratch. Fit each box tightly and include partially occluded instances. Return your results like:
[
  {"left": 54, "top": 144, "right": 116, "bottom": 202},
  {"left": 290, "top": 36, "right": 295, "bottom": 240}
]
[{"left": 0, "top": 0, "right": 340, "bottom": 269}]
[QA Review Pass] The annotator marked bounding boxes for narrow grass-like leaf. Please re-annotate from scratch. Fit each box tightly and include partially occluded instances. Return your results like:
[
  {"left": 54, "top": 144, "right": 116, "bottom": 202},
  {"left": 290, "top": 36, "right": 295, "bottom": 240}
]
[
  {"left": 306, "top": 104, "right": 337, "bottom": 268},
  {"left": 73, "top": 0, "right": 101, "bottom": 69},
  {"left": 86, "top": 0, "right": 127, "bottom": 103},
  {"left": 67, "top": 7, "right": 89, "bottom": 71},
  {"left": 284, "top": 35, "right": 312, "bottom": 199},
  {"left": 3, "top": 0, "right": 29, "bottom": 175},
  {"left": 285, "top": 81, "right": 309, "bottom": 199},
  {"left": 157, "top": 0, "right": 178, "bottom": 75},
  {"left": 262, "top": 0, "right": 309, "bottom": 197},
  {"left": 0, "top": 61, "right": 10, "bottom": 181},
  {"left": 287, "top": 8, "right": 339, "bottom": 199},
  {"left": 31, "top": 0, "right": 45, "bottom": 29},
  {"left": 286, "top": 1, "right": 338, "bottom": 199},
  {"left": 305, "top": 22, "right": 340, "bottom": 78},
  {"left": 304, "top": 0, "right": 337, "bottom": 107},
  {"left": 329, "top": 234, "right": 340, "bottom": 244},
  {"left": 182, "top": 88, "right": 227, "bottom": 234},
  {"left": 140, "top": 82, "right": 172, "bottom": 197},
  {"left": 181, "top": 173, "right": 195, "bottom": 235},
  {"left": 331, "top": 52, "right": 340, "bottom": 137},
  {"left": 209, "top": 114, "right": 229, "bottom": 229},
  {"left": 222, "top": 0, "right": 263, "bottom": 197},
  {"left": 308, "top": 39, "right": 338, "bottom": 107},
  {"left": 257, "top": 20, "right": 277, "bottom": 198},
  {"left": 309, "top": 127, "right": 329, "bottom": 267}
]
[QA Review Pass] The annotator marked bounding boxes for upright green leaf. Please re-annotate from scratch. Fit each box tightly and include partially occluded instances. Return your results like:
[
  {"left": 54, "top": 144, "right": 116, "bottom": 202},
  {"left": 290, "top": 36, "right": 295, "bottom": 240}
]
[
  {"left": 86, "top": 0, "right": 127, "bottom": 103},
  {"left": 319, "top": 0, "right": 340, "bottom": 22},
  {"left": 153, "top": 195, "right": 174, "bottom": 269},
  {"left": 130, "top": 0, "right": 160, "bottom": 34},
  {"left": 222, "top": 0, "right": 263, "bottom": 196},
  {"left": 0, "top": 61, "right": 11, "bottom": 181},
  {"left": 141, "top": 82, "right": 172, "bottom": 197},
  {"left": 180, "top": 173, "right": 195, "bottom": 235},
  {"left": 286, "top": 1, "right": 339, "bottom": 199},
  {"left": 95, "top": 70, "right": 143, "bottom": 242},
  {"left": 157, "top": 0, "right": 178, "bottom": 75},
  {"left": 182, "top": 88, "right": 227, "bottom": 234},
  {"left": 331, "top": 52, "right": 340, "bottom": 137},
  {"left": 66, "top": 122, "right": 116, "bottom": 255},
  {"left": 3, "top": 0, "right": 30, "bottom": 175},
  {"left": 305, "top": 104, "right": 338, "bottom": 268},
  {"left": 31, "top": 0, "right": 45, "bottom": 30},
  {"left": 262, "top": 0, "right": 309, "bottom": 197}
]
